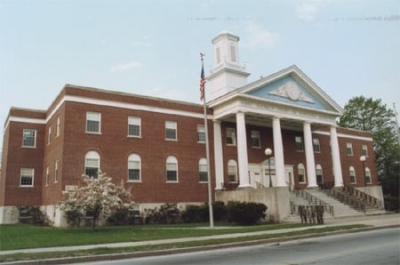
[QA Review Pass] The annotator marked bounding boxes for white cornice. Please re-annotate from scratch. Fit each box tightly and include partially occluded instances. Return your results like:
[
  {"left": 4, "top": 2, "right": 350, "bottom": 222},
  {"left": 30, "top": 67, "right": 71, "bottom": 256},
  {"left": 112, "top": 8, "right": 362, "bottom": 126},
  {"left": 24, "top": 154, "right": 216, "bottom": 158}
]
[{"left": 313, "top": 130, "right": 373, "bottom": 142}]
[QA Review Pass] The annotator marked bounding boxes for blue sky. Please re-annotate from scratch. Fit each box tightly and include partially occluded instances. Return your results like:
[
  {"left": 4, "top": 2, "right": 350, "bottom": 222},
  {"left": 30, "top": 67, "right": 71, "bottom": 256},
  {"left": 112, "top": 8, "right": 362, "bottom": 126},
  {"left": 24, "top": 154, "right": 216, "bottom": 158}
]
[{"left": 1, "top": 0, "right": 399, "bottom": 147}]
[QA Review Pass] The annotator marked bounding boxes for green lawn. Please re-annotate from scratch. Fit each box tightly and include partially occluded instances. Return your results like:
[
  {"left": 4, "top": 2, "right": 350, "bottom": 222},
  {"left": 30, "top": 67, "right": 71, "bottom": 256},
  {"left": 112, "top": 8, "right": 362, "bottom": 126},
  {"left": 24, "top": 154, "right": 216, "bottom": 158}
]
[{"left": 0, "top": 223, "right": 311, "bottom": 251}]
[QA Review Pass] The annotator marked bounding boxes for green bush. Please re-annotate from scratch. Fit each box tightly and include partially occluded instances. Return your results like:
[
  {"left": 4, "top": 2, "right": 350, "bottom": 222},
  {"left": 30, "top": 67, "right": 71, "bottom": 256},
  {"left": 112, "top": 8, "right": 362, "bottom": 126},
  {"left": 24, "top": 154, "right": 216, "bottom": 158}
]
[
  {"left": 144, "top": 203, "right": 181, "bottom": 224},
  {"left": 64, "top": 209, "right": 84, "bottom": 227},
  {"left": 227, "top": 201, "right": 267, "bottom": 225},
  {"left": 18, "top": 206, "right": 52, "bottom": 226},
  {"left": 181, "top": 201, "right": 228, "bottom": 223}
]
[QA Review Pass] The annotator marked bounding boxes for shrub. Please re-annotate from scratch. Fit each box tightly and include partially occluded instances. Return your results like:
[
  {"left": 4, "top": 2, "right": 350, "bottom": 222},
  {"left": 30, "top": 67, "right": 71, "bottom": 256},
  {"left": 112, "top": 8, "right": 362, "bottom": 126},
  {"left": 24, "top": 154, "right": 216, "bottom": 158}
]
[
  {"left": 65, "top": 208, "right": 84, "bottom": 227},
  {"left": 18, "top": 206, "right": 52, "bottom": 226},
  {"left": 181, "top": 201, "right": 227, "bottom": 223},
  {"left": 144, "top": 203, "right": 181, "bottom": 224},
  {"left": 227, "top": 201, "right": 267, "bottom": 225}
]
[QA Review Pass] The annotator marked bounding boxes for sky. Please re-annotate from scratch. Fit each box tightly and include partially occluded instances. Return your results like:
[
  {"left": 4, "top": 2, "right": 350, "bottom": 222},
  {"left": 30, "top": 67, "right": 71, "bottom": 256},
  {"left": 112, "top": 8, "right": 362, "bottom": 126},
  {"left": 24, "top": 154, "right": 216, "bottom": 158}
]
[{"left": 1, "top": 0, "right": 399, "bottom": 151}]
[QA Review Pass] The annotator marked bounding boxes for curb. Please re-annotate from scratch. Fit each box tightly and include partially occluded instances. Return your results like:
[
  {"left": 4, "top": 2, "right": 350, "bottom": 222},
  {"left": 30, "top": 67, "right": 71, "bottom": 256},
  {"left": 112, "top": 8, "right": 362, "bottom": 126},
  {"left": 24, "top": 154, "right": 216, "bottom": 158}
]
[{"left": 2, "top": 225, "right": 399, "bottom": 265}]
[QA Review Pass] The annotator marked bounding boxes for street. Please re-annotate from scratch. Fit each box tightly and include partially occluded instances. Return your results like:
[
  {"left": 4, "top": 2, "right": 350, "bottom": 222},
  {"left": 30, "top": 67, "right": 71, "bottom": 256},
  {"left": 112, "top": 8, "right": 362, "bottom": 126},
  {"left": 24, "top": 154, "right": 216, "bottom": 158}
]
[{"left": 77, "top": 227, "right": 400, "bottom": 265}]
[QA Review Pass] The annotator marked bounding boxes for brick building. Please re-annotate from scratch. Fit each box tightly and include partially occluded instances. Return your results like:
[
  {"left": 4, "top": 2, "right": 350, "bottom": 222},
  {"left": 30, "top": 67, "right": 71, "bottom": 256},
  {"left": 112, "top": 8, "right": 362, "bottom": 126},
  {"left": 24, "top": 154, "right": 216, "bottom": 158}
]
[{"left": 0, "top": 32, "right": 383, "bottom": 226}]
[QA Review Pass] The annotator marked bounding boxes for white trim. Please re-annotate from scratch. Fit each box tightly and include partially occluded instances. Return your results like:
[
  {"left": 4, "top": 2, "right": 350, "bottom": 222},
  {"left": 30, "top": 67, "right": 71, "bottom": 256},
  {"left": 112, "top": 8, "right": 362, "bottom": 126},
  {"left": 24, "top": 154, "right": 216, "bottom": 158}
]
[{"left": 313, "top": 130, "right": 373, "bottom": 142}]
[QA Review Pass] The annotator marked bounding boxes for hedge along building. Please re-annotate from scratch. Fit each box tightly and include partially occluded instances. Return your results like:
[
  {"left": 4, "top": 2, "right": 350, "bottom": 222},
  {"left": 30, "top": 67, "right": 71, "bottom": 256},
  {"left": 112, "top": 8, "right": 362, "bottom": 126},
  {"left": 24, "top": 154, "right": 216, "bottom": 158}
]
[{"left": 0, "top": 32, "right": 382, "bottom": 226}]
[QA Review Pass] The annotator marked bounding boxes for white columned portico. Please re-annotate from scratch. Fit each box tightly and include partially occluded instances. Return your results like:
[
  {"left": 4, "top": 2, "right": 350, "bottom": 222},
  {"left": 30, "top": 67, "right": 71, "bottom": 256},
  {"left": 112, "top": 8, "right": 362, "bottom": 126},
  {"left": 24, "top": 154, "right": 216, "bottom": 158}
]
[
  {"left": 236, "top": 112, "right": 250, "bottom": 188},
  {"left": 330, "top": 126, "right": 344, "bottom": 187},
  {"left": 213, "top": 120, "right": 224, "bottom": 190},
  {"left": 303, "top": 121, "right": 317, "bottom": 187},
  {"left": 272, "top": 117, "right": 286, "bottom": 187}
]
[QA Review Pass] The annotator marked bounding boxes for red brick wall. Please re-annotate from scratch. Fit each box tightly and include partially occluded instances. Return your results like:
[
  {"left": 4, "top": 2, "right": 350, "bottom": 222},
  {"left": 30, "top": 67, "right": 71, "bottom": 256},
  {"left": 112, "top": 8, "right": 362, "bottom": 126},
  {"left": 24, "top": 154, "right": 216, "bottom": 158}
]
[
  {"left": 1, "top": 121, "right": 44, "bottom": 206},
  {"left": 0, "top": 125, "right": 10, "bottom": 205}
]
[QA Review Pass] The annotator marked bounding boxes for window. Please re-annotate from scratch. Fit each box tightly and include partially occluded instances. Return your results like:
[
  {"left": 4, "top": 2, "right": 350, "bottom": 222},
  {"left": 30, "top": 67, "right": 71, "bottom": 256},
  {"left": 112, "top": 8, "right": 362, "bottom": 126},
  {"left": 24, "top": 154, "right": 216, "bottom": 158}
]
[
  {"left": 85, "top": 151, "right": 100, "bottom": 178},
  {"left": 45, "top": 166, "right": 49, "bottom": 186},
  {"left": 128, "top": 154, "right": 141, "bottom": 182},
  {"left": 295, "top": 136, "right": 303, "bottom": 151},
  {"left": 56, "top": 117, "right": 60, "bottom": 137},
  {"left": 365, "top": 167, "right": 372, "bottom": 184},
  {"left": 313, "top": 138, "right": 320, "bottom": 153},
  {"left": 346, "top": 143, "right": 353, "bottom": 156},
  {"left": 298, "top": 163, "right": 306, "bottom": 183},
  {"left": 166, "top": 156, "right": 178, "bottom": 182},
  {"left": 349, "top": 166, "right": 356, "bottom": 183},
  {"left": 316, "top": 164, "right": 323, "bottom": 184},
  {"left": 86, "top": 112, "right": 101, "bottom": 133},
  {"left": 362, "top": 144, "right": 368, "bottom": 157},
  {"left": 226, "top": 128, "right": 236, "bottom": 145},
  {"left": 197, "top": 124, "right": 206, "bottom": 143},
  {"left": 227, "top": 160, "right": 238, "bottom": 183},
  {"left": 54, "top": 160, "right": 59, "bottom": 183},
  {"left": 251, "top": 131, "right": 261, "bottom": 148},
  {"left": 20, "top": 168, "right": 34, "bottom": 186},
  {"left": 22, "top": 129, "right": 36, "bottom": 147},
  {"left": 165, "top": 121, "right": 177, "bottom": 140},
  {"left": 199, "top": 158, "right": 208, "bottom": 182},
  {"left": 47, "top": 127, "right": 52, "bottom": 145},
  {"left": 128, "top": 117, "right": 141, "bottom": 137},
  {"left": 230, "top": 44, "right": 236, "bottom": 62}
]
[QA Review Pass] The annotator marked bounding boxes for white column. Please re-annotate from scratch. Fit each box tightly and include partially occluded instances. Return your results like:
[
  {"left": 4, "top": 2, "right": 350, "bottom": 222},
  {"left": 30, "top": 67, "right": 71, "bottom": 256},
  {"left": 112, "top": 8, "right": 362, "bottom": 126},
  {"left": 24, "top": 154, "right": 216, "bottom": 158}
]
[
  {"left": 236, "top": 112, "right": 250, "bottom": 188},
  {"left": 303, "top": 121, "right": 317, "bottom": 187},
  {"left": 213, "top": 120, "right": 224, "bottom": 190},
  {"left": 272, "top": 117, "right": 286, "bottom": 187},
  {"left": 330, "top": 126, "right": 343, "bottom": 187}
]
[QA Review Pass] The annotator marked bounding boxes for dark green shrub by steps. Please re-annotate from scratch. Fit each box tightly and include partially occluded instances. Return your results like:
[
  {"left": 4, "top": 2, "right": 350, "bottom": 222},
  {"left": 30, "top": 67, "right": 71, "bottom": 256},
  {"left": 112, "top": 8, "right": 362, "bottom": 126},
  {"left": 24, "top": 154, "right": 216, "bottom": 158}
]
[{"left": 227, "top": 201, "right": 267, "bottom": 225}]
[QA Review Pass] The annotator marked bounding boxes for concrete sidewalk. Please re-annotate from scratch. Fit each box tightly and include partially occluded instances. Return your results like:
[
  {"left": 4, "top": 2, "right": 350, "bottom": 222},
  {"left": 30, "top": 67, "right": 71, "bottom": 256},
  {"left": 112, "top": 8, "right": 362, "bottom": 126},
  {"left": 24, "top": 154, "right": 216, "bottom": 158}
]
[{"left": 1, "top": 213, "right": 399, "bottom": 257}]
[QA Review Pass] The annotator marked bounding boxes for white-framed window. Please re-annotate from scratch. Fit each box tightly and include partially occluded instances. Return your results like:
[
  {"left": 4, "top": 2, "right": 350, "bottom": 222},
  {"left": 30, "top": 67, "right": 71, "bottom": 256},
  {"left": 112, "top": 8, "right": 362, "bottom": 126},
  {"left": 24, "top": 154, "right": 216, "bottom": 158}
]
[
  {"left": 362, "top": 144, "right": 368, "bottom": 157},
  {"left": 313, "top": 138, "right": 320, "bottom": 153},
  {"left": 251, "top": 131, "right": 261, "bottom": 148},
  {"left": 128, "top": 154, "right": 141, "bottom": 182},
  {"left": 85, "top": 151, "right": 100, "bottom": 178},
  {"left": 226, "top": 128, "right": 236, "bottom": 146},
  {"left": 166, "top": 156, "right": 178, "bottom": 182},
  {"left": 365, "top": 167, "right": 372, "bottom": 184},
  {"left": 128, "top": 117, "right": 141, "bottom": 137},
  {"left": 227, "top": 159, "right": 238, "bottom": 183},
  {"left": 349, "top": 166, "right": 356, "bottom": 183},
  {"left": 22, "top": 129, "right": 36, "bottom": 147},
  {"left": 47, "top": 127, "right": 52, "bottom": 145},
  {"left": 298, "top": 163, "right": 306, "bottom": 183},
  {"left": 54, "top": 160, "right": 59, "bottom": 183},
  {"left": 45, "top": 166, "right": 49, "bottom": 186},
  {"left": 86, "top": 112, "right": 101, "bottom": 133},
  {"left": 197, "top": 124, "right": 206, "bottom": 143},
  {"left": 346, "top": 143, "right": 353, "bottom": 156},
  {"left": 20, "top": 168, "right": 34, "bottom": 187},
  {"left": 199, "top": 158, "right": 208, "bottom": 182},
  {"left": 295, "top": 136, "right": 304, "bottom": 151},
  {"left": 165, "top": 121, "right": 177, "bottom": 140},
  {"left": 56, "top": 117, "right": 61, "bottom": 137},
  {"left": 316, "top": 164, "right": 323, "bottom": 184}
]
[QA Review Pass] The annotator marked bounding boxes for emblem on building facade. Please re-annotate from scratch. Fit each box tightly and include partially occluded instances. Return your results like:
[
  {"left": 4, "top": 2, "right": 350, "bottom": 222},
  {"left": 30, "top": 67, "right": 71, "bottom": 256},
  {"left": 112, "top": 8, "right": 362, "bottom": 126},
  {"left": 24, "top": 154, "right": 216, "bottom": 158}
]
[{"left": 269, "top": 81, "right": 314, "bottom": 103}]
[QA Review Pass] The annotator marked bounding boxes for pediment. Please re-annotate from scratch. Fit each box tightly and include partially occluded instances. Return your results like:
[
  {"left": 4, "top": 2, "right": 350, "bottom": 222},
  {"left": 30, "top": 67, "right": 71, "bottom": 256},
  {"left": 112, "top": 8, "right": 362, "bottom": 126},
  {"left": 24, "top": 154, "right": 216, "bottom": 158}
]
[{"left": 242, "top": 65, "right": 343, "bottom": 114}]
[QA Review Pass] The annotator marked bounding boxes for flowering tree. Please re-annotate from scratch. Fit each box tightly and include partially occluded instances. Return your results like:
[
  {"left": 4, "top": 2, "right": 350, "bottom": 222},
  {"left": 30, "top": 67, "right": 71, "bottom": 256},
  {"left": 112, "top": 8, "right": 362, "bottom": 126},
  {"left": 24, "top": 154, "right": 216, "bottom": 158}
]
[{"left": 60, "top": 171, "right": 133, "bottom": 229}]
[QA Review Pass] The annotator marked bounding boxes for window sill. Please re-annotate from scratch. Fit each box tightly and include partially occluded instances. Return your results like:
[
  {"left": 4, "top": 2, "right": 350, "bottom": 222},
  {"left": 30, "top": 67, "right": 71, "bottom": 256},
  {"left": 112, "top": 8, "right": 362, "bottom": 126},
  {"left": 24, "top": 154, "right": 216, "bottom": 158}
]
[
  {"left": 166, "top": 181, "right": 179, "bottom": 183},
  {"left": 127, "top": 135, "right": 142, "bottom": 138},
  {"left": 165, "top": 138, "right": 178, "bottom": 141},
  {"left": 19, "top": 185, "right": 34, "bottom": 188},
  {"left": 85, "top": 131, "right": 102, "bottom": 135},
  {"left": 127, "top": 180, "right": 142, "bottom": 183},
  {"left": 21, "top": 146, "right": 36, "bottom": 149}
]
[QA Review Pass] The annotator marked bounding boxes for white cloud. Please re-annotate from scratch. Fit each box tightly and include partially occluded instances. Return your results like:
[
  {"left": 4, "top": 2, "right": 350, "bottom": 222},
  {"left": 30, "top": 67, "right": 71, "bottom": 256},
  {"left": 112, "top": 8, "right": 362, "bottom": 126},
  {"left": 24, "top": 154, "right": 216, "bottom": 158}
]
[
  {"left": 297, "top": 0, "right": 328, "bottom": 21},
  {"left": 110, "top": 61, "right": 142, "bottom": 72},
  {"left": 243, "top": 21, "right": 278, "bottom": 49}
]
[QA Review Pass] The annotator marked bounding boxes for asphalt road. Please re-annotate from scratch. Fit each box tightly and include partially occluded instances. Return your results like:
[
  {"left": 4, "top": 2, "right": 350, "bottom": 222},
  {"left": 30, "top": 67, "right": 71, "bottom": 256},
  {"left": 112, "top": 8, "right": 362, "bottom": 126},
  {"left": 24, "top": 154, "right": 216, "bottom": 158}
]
[{"left": 77, "top": 227, "right": 400, "bottom": 265}]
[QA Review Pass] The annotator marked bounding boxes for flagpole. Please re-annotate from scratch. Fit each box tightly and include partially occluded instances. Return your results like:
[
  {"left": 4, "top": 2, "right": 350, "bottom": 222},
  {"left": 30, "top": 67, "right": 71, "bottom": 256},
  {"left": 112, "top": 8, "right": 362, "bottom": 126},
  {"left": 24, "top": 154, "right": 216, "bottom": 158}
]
[{"left": 200, "top": 53, "right": 214, "bottom": 228}]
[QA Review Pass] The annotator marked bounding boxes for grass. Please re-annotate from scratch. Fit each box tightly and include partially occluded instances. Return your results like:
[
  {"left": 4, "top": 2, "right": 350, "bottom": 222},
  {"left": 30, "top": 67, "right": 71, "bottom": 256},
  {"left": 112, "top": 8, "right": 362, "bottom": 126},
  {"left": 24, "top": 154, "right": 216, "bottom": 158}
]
[
  {"left": 0, "top": 222, "right": 310, "bottom": 251},
  {"left": 0, "top": 224, "right": 368, "bottom": 263}
]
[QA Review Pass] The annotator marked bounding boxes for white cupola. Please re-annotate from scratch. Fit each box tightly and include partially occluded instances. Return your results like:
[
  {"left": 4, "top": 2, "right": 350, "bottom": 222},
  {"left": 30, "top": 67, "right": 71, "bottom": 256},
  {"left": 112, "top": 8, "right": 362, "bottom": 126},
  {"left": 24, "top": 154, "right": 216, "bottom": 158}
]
[{"left": 207, "top": 31, "right": 250, "bottom": 100}]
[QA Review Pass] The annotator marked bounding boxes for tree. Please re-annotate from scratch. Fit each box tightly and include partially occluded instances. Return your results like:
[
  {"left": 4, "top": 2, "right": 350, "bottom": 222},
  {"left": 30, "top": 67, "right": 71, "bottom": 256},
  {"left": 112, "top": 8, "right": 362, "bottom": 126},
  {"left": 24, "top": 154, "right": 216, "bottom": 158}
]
[
  {"left": 338, "top": 96, "right": 399, "bottom": 179},
  {"left": 60, "top": 171, "right": 133, "bottom": 229}
]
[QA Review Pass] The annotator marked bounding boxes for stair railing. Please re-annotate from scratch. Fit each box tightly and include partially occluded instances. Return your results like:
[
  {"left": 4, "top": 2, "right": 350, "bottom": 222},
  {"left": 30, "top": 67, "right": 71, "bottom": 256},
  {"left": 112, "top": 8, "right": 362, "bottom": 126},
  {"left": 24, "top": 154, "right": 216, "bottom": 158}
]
[
  {"left": 255, "top": 181, "right": 266, "bottom": 189},
  {"left": 342, "top": 185, "right": 384, "bottom": 210},
  {"left": 328, "top": 188, "right": 367, "bottom": 213},
  {"left": 295, "top": 189, "right": 335, "bottom": 217}
]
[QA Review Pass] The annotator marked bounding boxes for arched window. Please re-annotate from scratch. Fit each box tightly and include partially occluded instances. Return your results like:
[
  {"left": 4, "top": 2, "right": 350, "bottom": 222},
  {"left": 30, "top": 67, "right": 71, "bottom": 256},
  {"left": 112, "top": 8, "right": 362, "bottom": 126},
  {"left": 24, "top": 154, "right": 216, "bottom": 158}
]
[
  {"left": 316, "top": 164, "right": 323, "bottom": 184},
  {"left": 85, "top": 151, "right": 100, "bottom": 178},
  {"left": 166, "top": 156, "right": 178, "bottom": 182},
  {"left": 298, "top": 163, "right": 306, "bottom": 183},
  {"left": 365, "top": 167, "right": 371, "bottom": 184},
  {"left": 349, "top": 166, "right": 356, "bottom": 184},
  {"left": 199, "top": 158, "right": 208, "bottom": 182},
  {"left": 227, "top": 160, "right": 238, "bottom": 183},
  {"left": 128, "top": 154, "right": 141, "bottom": 182}
]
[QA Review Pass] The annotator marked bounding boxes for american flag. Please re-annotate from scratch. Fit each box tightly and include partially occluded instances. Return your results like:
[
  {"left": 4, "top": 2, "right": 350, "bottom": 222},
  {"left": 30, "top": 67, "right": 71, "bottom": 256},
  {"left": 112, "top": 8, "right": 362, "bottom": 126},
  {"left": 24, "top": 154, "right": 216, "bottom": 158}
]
[{"left": 200, "top": 63, "right": 206, "bottom": 101}]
